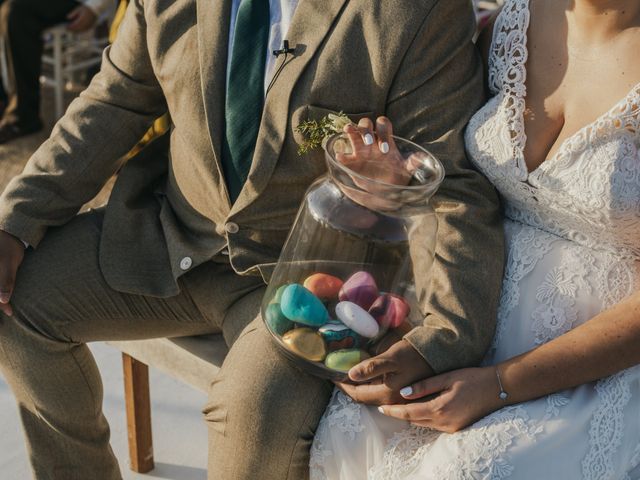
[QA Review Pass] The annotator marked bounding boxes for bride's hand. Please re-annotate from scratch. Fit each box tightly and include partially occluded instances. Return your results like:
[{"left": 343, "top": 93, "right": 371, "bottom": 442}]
[
  {"left": 338, "top": 117, "right": 413, "bottom": 187},
  {"left": 377, "top": 367, "right": 505, "bottom": 433},
  {"left": 335, "top": 337, "right": 434, "bottom": 406}
]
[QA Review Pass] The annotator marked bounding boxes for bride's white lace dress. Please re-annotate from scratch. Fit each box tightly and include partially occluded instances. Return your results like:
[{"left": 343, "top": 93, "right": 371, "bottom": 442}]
[{"left": 309, "top": 0, "right": 640, "bottom": 478}]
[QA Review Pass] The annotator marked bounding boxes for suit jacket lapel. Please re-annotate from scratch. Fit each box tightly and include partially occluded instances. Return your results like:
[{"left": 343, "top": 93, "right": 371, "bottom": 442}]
[
  {"left": 231, "top": 0, "right": 350, "bottom": 214},
  {"left": 196, "top": 0, "right": 233, "bottom": 208}
]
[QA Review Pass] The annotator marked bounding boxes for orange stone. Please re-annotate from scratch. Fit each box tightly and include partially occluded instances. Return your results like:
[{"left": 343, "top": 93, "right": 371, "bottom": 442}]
[{"left": 303, "top": 273, "right": 344, "bottom": 300}]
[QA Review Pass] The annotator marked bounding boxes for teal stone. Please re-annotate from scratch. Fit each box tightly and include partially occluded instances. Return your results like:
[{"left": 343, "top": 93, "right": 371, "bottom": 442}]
[
  {"left": 265, "top": 303, "right": 294, "bottom": 336},
  {"left": 269, "top": 284, "right": 289, "bottom": 305},
  {"left": 318, "top": 322, "right": 361, "bottom": 351},
  {"left": 280, "top": 284, "right": 329, "bottom": 327},
  {"left": 325, "top": 349, "right": 371, "bottom": 372}
]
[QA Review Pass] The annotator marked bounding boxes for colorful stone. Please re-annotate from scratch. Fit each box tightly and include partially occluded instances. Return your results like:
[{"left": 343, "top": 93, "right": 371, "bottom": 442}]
[
  {"left": 338, "top": 271, "right": 379, "bottom": 310},
  {"left": 282, "top": 328, "right": 327, "bottom": 362},
  {"left": 319, "top": 322, "right": 361, "bottom": 351},
  {"left": 280, "top": 284, "right": 329, "bottom": 327},
  {"left": 325, "top": 349, "right": 371, "bottom": 372},
  {"left": 265, "top": 303, "right": 294, "bottom": 336},
  {"left": 269, "top": 284, "right": 289, "bottom": 305},
  {"left": 303, "top": 273, "right": 344, "bottom": 300},
  {"left": 368, "top": 294, "right": 410, "bottom": 329},
  {"left": 335, "top": 301, "right": 380, "bottom": 338}
]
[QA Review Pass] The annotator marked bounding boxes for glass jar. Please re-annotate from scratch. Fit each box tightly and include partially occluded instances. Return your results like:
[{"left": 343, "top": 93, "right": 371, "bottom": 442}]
[{"left": 261, "top": 133, "right": 444, "bottom": 380}]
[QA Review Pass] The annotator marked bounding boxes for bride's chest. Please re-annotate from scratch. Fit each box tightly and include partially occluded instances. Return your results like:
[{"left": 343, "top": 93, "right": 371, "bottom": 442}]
[{"left": 465, "top": 93, "right": 640, "bottom": 228}]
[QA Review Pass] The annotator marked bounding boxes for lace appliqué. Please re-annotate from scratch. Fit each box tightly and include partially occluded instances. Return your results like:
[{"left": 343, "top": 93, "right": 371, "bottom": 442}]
[
  {"left": 530, "top": 246, "right": 595, "bottom": 345},
  {"left": 487, "top": 0, "right": 530, "bottom": 180},
  {"left": 581, "top": 255, "right": 637, "bottom": 480},
  {"left": 310, "top": 389, "right": 364, "bottom": 480},
  {"left": 488, "top": 221, "right": 555, "bottom": 356},
  {"left": 370, "top": 395, "right": 570, "bottom": 480},
  {"left": 368, "top": 425, "right": 440, "bottom": 480},
  {"left": 623, "top": 443, "right": 640, "bottom": 480},
  {"left": 582, "top": 370, "right": 633, "bottom": 480}
]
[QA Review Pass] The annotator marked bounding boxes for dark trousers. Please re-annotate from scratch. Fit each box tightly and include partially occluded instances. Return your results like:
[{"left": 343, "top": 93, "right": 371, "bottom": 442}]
[{"left": 0, "top": 0, "right": 79, "bottom": 127}]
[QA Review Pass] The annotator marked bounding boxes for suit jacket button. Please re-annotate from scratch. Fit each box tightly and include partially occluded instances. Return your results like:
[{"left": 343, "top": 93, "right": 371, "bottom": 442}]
[
  {"left": 225, "top": 222, "right": 240, "bottom": 234},
  {"left": 180, "top": 256, "right": 193, "bottom": 271}
]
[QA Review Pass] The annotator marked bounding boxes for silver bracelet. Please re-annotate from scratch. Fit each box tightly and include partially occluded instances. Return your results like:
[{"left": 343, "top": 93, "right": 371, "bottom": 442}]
[{"left": 495, "top": 367, "right": 509, "bottom": 401}]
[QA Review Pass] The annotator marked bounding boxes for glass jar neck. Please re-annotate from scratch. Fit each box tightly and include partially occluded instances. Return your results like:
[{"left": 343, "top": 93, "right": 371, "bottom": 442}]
[{"left": 324, "top": 134, "right": 444, "bottom": 215}]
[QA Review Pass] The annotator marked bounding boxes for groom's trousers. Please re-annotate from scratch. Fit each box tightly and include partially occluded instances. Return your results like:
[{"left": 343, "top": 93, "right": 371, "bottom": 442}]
[{"left": 0, "top": 209, "right": 333, "bottom": 480}]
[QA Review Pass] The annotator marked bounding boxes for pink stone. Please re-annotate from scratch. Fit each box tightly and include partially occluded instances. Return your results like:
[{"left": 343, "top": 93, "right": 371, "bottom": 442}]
[
  {"left": 338, "top": 271, "right": 379, "bottom": 310},
  {"left": 368, "top": 294, "right": 410, "bottom": 329}
]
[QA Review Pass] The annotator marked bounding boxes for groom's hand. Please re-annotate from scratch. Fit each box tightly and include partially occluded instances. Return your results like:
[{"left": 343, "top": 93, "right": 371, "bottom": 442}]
[
  {"left": 336, "top": 339, "right": 435, "bottom": 406},
  {"left": 0, "top": 230, "right": 25, "bottom": 317}
]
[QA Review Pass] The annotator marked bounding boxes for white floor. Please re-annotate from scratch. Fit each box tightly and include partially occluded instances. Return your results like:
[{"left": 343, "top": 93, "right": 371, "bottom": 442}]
[{"left": 0, "top": 343, "right": 208, "bottom": 480}]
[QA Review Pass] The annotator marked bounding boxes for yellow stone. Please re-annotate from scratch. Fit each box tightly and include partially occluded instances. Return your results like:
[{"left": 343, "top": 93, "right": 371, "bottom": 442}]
[{"left": 282, "top": 328, "right": 327, "bottom": 362}]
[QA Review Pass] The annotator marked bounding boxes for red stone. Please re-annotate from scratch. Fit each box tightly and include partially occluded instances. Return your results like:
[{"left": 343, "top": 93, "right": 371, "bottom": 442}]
[{"left": 368, "top": 294, "right": 410, "bottom": 329}]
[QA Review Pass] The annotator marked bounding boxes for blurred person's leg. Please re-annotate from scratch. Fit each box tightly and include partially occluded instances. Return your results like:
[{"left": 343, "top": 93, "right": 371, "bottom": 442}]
[
  {"left": 0, "top": 209, "right": 265, "bottom": 479},
  {"left": 0, "top": 0, "right": 79, "bottom": 143}
]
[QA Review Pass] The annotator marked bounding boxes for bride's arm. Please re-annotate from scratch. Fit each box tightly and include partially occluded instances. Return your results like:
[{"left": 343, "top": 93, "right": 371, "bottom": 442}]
[{"left": 378, "top": 290, "right": 640, "bottom": 433}]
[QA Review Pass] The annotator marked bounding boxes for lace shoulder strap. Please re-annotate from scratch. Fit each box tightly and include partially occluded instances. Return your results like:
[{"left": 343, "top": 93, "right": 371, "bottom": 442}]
[{"left": 488, "top": 0, "right": 530, "bottom": 96}]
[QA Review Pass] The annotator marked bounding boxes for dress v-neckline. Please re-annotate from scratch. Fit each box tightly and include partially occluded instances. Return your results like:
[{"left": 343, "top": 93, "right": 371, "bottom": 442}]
[{"left": 506, "top": 0, "right": 640, "bottom": 179}]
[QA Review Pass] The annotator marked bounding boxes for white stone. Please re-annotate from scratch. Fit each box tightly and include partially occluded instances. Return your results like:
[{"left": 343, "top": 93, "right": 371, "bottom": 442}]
[{"left": 335, "top": 301, "right": 379, "bottom": 338}]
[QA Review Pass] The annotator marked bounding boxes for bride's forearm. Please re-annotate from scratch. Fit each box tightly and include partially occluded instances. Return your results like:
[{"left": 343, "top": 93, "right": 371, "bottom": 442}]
[{"left": 498, "top": 291, "right": 640, "bottom": 405}]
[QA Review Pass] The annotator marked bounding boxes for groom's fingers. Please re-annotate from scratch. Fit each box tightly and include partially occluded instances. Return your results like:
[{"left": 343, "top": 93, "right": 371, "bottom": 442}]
[
  {"left": 348, "top": 355, "right": 396, "bottom": 382},
  {"left": 335, "top": 379, "right": 404, "bottom": 406}
]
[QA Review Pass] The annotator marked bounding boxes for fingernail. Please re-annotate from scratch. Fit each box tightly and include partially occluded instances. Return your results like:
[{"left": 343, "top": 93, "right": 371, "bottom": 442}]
[
  {"left": 364, "top": 133, "right": 374, "bottom": 146},
  {"left": 380, "top": 142, "right": 389, "bottom": 154},
  {"left": 377, "top": 407, "right": 385, "bottom": 414},
  {"left": 400, "top": 386, "right": 413, "bottom": 397}
]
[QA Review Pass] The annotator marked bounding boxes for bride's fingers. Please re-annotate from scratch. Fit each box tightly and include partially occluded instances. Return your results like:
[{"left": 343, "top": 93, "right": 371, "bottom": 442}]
[
  {"left": 357, "top": 117, "right": 375, "bottom": 146},
  {"left": 375, "top": 116, "right": 396, "bottom": 155},
  {"left": 342, "top": 122, "right": 373, "bottom": 154},
  {"left": 400, "top": 374, "right": 449, "bottom": 400},
  {"left": 378, "top": 403, "right": 431, "bottom": 423}
]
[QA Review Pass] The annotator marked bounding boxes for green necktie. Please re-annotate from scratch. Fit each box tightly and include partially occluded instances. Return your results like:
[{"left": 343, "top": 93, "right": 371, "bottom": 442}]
[{"left": 222, "top": 0, "right": 271, "bottom": 202}]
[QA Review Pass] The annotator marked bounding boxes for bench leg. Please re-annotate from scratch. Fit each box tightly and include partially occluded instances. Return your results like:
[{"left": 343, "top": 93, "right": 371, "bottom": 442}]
[{"left": 122, "top": 353, "right": 155, "bottom": 473}]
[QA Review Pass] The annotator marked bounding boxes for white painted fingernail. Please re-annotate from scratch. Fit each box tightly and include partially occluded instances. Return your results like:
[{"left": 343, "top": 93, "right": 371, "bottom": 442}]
[
  {"left": 377, "top": 407, "right": 385, "bottom": 414},
  {"left": 380, "top": 142, "right": 390, "bottom": 154},
  {"left": 364, "top": 133, "right": 374, "bottom": 146},
  {"left": 400, "top": 386, "right": 413, "bottom": 397}
]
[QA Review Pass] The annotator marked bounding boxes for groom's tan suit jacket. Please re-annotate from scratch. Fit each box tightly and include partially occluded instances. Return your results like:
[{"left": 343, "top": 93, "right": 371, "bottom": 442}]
[{"left": 0, "top": 0, "right": 504, "bottom": 373}]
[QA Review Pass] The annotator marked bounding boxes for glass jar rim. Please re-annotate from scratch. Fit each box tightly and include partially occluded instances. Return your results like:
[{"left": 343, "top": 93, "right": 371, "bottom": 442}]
[{"left": 324, "top": 133, "right": 445, "bottom": 193}]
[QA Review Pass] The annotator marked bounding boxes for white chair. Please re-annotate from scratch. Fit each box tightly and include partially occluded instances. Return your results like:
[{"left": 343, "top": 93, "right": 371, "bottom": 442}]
[
  {"left": 40, "top": 24, "right": 108, "bottom": 120},
  {"left": 106, "top": 335, "right": 228, "bottom": 473}
]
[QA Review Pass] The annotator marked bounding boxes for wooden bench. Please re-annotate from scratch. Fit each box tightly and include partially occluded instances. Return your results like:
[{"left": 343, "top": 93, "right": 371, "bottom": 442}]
[{"left": 106, "top": 335, "right": 228, "bottom": 473}]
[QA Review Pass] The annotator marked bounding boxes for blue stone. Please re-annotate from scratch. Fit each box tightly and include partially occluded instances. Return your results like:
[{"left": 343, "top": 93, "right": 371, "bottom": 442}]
[
  {"left": 265, "top": 303, "right": 294, "bottom": 336},
  {"left": 318, "top": 322, "right": 361, "bottom": 351},
  {"left": 280, "top": 284, "right": 329, "bottom": 327},
  {"left": 269, "top": 284, "right": 290, "bottom": 305}
]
